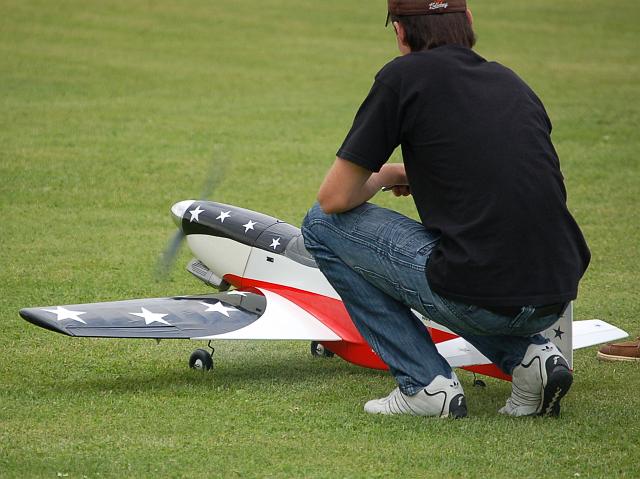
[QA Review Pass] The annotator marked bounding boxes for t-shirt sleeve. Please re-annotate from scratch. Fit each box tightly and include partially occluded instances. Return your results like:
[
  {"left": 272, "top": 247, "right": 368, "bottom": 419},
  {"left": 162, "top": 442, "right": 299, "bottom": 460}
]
[{"left": 336, "top": 80, "right": 402, "bottom": 173}]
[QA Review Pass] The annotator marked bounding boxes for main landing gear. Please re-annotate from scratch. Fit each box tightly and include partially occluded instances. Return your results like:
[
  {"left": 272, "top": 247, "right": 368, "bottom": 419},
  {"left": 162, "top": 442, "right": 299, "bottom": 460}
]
[
  {"left": 189, "top": 341, "right": 215, "bottom": 371},
  {"left": 189, "top": 341, "right": 336, "bottom": 370},
  {"left": 472, "top": 372, "right": 487, "bottom": 388},
  {"left": 310, "top": 341, "right": 335, "bottom": 358}
]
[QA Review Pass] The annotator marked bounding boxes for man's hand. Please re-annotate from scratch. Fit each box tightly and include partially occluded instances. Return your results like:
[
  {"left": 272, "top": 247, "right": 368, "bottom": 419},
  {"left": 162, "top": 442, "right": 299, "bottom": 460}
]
[
  {"left": 317, "top": 158, "right": 408, "bottom": 213},
  {"left": 387, "top": 185, "right": 411, "bottom": 197}
]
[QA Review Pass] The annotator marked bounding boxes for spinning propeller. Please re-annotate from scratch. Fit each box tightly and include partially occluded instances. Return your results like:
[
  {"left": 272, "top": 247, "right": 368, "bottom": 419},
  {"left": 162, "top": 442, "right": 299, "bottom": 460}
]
[{"left": 155, "top": 148, "right": 228, "bottom": 280}]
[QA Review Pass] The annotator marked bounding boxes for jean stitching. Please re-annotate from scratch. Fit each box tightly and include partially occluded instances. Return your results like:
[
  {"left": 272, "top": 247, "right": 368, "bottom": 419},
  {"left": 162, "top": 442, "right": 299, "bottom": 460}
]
[
  {"left": 422, "top": 303, "right": 442, "bottom": 324},
  {"left": 353, "top": 266, "right": 420, "bottom": 302},
  {"left": 439, "top": 297, "right": 486, "bottom": 335},
  {"left": 441, "top": 297, "right": 466, "bottom": 324},
  {"left": 508, "top": 306, "right": 534, "bottom": 328},
  {"left": 353, "top": 215, "right": 430, "bottom": 258},
  {"left": 353, "top": 265, "right": 400, "bottom": 288},
  {"left": 305, "top": 218, "right": 426, "bottom": 272},
  {"left": 360, "top": 323, "right": 382, "bottom": 358}
]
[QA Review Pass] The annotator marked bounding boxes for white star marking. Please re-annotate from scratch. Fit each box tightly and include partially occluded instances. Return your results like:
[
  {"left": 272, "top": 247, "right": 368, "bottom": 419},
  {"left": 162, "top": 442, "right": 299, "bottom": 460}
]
[
  {"left": 269, "top": 237, "right": 281, "bottom": 249},
  {"left": 200, "top": 301, "right": 238, "bottom": 317},
  {"left": 42, "top": 306, "right": 87, "bottom": 324},
  {"left": 216, "top": 211, "right": 231, "bottom": 223},
  {"left": 189, "top": 205, "right": 205, "bottom": 223},
  {"left": 227, "top": 291, "right": 248, "bottom": 297},
  {"left": 242, "top": 220, "right": 257, "bottom": 233},
  {"left": 129, "top": 307, "right": 171, "bottom": 325}
]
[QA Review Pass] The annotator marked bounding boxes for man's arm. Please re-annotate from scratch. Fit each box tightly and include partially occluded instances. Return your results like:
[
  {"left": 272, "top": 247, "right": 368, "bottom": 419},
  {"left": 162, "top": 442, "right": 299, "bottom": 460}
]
[{"left": 317, "top": 157, "right": 407, "bottom": 214}]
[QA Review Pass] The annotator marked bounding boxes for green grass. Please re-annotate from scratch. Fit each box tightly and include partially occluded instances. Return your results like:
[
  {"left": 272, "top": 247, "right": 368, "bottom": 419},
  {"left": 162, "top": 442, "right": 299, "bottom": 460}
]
[{"left": 1, "top": 0, "right": 639, "bottom": 477}]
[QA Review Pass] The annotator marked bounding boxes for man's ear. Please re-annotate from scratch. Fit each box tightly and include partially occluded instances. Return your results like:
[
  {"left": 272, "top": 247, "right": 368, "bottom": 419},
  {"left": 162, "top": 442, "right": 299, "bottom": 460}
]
[
  {"left": 466, "top": 8, "right": 474, "bottom": 26},
  {"left": 393, "top": 21, "right": 404, "bottom": 42},
  {"left": 393, "top": 21, "right": 411, "bottom": 54}
]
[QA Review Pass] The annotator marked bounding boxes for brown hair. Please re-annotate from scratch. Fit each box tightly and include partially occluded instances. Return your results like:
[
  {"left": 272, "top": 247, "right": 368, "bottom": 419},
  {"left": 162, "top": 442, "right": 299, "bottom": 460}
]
[{"left": 391, "top": 12, "right": 476, "bottom": 51}]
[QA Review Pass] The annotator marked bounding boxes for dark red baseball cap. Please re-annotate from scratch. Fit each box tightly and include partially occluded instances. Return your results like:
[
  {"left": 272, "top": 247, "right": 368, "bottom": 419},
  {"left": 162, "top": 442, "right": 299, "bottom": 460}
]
[{"left": 386, "top": 0, "right": 468, "bottom": 26}]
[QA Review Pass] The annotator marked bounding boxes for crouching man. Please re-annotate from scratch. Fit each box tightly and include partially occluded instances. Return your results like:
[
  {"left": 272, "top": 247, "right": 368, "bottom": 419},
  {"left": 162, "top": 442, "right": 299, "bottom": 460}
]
[{"left": 301, "top": 0, "right": 590, "bottom": 418}]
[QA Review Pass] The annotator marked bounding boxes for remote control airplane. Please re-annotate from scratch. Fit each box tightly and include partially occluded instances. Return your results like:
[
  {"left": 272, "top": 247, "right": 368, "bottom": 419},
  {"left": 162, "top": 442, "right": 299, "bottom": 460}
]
[{"left": 20, "top": 200, "right": 628, "bottom": 380}]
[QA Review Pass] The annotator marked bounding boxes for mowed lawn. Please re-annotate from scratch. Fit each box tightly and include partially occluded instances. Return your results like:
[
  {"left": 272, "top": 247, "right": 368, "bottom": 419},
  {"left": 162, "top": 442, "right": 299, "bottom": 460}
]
[{"left": 1, "top": 0, "right": 638, "bottom": 477}]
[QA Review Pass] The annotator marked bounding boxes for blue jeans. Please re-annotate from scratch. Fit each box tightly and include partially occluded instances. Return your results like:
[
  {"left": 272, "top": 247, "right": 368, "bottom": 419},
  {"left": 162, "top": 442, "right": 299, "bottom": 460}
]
[{"left": 302, "top": 202, "right": 560, "bottom": 395}]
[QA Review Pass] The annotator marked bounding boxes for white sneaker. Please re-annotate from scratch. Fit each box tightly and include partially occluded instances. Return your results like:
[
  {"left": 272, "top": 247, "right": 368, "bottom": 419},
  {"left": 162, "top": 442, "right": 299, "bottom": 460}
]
[
  {"left": 364, "top": 373, "right": 467, "bottom": 418},
  {"left": 499, "top": 342, "right": 573, "bottom": 417}
]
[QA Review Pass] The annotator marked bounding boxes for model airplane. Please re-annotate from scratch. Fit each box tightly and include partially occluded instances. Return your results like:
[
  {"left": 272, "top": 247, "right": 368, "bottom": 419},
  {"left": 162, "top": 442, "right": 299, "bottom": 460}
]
[{"left": 20, "top": 200, "right": 628, "bottom": 380}]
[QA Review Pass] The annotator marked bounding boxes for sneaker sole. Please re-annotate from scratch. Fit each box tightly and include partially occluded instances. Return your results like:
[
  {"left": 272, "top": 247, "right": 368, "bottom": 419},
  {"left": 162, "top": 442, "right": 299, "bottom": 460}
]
[
  {"left": 596, "top": 351, "right": 640, "bottom": 362},
  {"left": 539, "top": 363, "right": 573, "bottom": 417}
]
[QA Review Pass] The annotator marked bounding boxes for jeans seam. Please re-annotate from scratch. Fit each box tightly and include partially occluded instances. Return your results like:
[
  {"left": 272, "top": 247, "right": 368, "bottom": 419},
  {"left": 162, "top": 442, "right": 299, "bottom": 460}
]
[
  {"left": 304, "top": 218, "right": 426, "bottom": 272},
  {"left": 440, "top": 297, "right": 466, "bottom": 324},
  {"left": 353, "top": 214, "right": 430, "bottom": 259},
  {"left": 508, "top": 306, "right": 534, "bottom": 328},
  {"left": 353, "top": 266, "right": 421, "bottom": 308},
  {"left": 353, "top": 266, "right": 419, "bottom": 296},
  {"left": 437, "top": 298, "right": 487, "bottom": 336}
]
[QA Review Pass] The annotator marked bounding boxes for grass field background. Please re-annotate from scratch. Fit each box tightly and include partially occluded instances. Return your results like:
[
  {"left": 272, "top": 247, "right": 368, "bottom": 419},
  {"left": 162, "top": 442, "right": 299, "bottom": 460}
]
[{"left": 1, "top": 0, "right": 638, "bottom": 477}]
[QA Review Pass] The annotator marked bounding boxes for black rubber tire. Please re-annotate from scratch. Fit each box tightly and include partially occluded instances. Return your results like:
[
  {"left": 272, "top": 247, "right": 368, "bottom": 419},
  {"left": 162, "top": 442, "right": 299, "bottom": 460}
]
[
  {"left": 189, "top": 349, "right": 213, "bottom": 371},
  {"left": 310, "top": 341, "right": 335, "bottom": 358}
]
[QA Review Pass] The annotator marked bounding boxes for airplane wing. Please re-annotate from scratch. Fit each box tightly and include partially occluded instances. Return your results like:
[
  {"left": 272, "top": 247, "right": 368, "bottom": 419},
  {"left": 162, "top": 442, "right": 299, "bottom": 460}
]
[{"left": 19, "top": 288, "right": 340, "bottom": 341}]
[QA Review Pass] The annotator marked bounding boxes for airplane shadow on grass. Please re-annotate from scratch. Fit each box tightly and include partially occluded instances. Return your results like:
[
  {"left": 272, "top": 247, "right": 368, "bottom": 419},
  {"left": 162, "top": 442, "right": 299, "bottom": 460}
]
[
  {"left": 49, "top": 354, "right": 511, "bottom": 418},
  {"left": 54, "top": 350, "right": 390, "bottom": 395}
]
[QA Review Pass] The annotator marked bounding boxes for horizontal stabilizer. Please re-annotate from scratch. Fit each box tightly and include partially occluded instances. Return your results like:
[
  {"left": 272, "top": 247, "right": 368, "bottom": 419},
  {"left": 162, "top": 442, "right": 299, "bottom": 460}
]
[
  {"left": 572, "top": 319, "right": 628, "bottom": 349},
  {"left": 428, "top": 318, "right": 628, "bottom": 376},
  {"left": 435, "top": 337, "right": 491, "bottom": 368}
]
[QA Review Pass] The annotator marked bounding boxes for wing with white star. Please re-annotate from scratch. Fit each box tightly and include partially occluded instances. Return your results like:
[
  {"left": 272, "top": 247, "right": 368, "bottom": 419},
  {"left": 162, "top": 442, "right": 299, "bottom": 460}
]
[{"left": 20, "top": 288, "right": 341, "bottom": 341}]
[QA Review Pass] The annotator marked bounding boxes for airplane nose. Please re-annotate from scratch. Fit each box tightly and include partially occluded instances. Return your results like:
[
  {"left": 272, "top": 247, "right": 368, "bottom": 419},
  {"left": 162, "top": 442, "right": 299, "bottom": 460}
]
[{"left": 171, "top": 200, "right": 196, "bottom": 228}]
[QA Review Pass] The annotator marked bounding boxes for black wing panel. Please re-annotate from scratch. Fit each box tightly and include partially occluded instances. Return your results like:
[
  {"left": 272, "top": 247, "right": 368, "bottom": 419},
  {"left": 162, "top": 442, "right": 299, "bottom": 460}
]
[{"left": 20, "top": 292, "right": 266, "bottom": 339}]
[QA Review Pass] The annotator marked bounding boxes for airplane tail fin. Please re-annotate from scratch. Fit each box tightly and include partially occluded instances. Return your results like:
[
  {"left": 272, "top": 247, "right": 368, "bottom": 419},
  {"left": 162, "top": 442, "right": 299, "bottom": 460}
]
[
  {"left": 541, "top": 302, "right": 628, "bottom": 369},
  {"left": 541, "top": 302, "right": 574, "bottom": 368}
]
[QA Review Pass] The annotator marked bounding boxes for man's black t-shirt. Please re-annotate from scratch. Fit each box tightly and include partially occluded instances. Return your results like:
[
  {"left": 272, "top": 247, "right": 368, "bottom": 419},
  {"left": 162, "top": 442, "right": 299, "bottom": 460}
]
[{"left": 337, "top": 45, "right": 590, "bottom": 308}]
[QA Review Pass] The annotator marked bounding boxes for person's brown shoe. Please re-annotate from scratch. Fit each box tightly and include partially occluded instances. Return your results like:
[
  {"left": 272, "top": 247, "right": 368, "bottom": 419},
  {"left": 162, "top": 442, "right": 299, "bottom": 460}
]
[{"left": 597, "top": 337, "right": 640, "bottom": 362}]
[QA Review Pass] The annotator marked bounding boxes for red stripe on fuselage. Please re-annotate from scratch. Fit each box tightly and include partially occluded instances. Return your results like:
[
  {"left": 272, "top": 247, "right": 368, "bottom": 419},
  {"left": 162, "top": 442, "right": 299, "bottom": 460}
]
[
  {"left": 223, "top": 274, "right": 512, "bottom": 381},
  {"left": 224, "top": 274, "right": 387, "bottom": 369}
]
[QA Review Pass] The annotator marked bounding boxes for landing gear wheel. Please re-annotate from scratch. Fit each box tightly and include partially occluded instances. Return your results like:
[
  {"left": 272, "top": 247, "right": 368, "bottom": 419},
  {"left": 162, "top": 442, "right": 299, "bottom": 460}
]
[
  {"left": 472, "top": 373, "right": 486, "bottom": 388},
  {"left": 310, "top": 341, "right": 335, "bottom": 358},
  {"left": 189, "top": 349, "right": 213, "bottom": 371}
]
